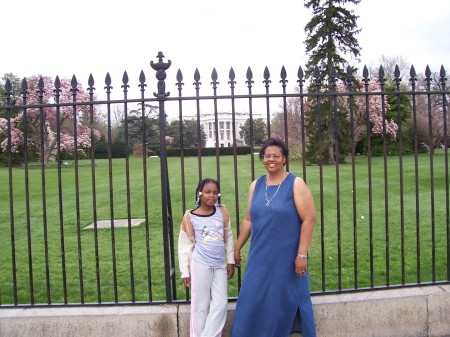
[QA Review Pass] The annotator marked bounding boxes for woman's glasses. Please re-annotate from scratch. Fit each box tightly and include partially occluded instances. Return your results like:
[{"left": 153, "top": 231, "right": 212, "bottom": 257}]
[{"left": 262, "top": 154, "right": 283, "bottom": 160}]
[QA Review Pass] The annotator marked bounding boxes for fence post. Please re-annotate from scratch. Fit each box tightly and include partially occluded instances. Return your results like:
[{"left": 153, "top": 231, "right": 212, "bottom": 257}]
[{"left": 150, "top": 52, "right": 175, "bottom": 302}]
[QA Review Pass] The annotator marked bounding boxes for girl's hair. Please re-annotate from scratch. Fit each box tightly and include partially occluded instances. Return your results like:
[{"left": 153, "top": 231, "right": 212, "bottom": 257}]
[
  {"left": 195, "top": 178, "right": 220, "bottom": 207},
  {"left": 259, "top": 136, "right": 289, "bottom": 161}
]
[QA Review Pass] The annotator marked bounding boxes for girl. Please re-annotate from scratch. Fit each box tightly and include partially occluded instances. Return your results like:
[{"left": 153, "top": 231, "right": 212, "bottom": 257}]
[{"left": 178, "top": 178, "right": 235, "bottom": 337}]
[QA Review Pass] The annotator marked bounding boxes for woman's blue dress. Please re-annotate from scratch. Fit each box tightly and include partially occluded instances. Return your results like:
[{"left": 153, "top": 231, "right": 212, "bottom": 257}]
[{"left": 231, "top": 173, "right": 316, "bottom": 337}]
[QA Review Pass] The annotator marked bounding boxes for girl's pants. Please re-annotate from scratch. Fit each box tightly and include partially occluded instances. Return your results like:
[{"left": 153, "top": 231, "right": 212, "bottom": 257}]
[{"left": 190, "top": 259, "right": 228, "bottom": 337}]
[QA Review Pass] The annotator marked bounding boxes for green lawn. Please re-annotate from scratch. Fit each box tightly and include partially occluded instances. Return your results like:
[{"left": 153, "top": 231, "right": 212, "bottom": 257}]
[{"left": 0, "top": 151, "right": 449, "bottom": 305}]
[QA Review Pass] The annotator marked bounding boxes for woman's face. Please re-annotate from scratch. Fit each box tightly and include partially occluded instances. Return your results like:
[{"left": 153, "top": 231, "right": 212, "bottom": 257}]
[
  {"left": 199, "top": 182, "right": 220, "bottom": 207},
  {"left": 262, "top": 145, "right": 286, "bottom": 172}
]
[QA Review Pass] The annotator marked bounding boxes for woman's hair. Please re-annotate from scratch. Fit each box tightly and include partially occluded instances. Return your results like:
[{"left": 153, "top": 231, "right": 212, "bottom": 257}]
[
  {"left": 259, "top": 136, "right": 289, "bottom": 161},
  {"left": 195, "top": 178, "right": 220, "bottom": 207}
]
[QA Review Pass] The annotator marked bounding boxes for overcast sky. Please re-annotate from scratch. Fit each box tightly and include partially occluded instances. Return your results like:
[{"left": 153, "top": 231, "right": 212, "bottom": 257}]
[{"left": 1, "top": 0, "right": 449, "bottom": 106}]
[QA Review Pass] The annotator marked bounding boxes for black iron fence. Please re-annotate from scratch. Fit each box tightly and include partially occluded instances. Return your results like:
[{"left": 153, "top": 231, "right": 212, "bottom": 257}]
[{"left": 0, "top": 52, "right": 449, "bottom": 307}]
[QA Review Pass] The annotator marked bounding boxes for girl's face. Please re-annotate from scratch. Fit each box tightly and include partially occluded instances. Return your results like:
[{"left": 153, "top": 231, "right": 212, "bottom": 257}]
[{"left": 198, "top": 182, "right": 220, "bottom": 207}]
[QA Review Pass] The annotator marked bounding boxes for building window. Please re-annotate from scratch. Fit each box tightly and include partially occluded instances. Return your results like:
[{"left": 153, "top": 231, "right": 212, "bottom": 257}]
[
  {"left": 226, "top": 121, "right": 230, "bottom": 129},
  {"left": 219, "top": 121, "right": 224, "bottom": 129},
  {"left": 220, "top": 131, "right": 224, "bottom": 140}
]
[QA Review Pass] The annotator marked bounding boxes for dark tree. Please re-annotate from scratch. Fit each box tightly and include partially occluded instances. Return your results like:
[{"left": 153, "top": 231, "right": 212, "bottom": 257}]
[
  {"left": 240, "top": 118, "right": 267, "bottom": 146},
  {"left": 304, "top": 0, "right": 362, "bottom": 164},
  {"left": 166, "top": 119, "right": 206, "bottom": 148}
]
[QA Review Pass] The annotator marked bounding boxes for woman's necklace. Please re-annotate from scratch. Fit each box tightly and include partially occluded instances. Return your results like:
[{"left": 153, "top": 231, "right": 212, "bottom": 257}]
[{"left": 265, "top": 174, "right": 285, "bottom": 206}]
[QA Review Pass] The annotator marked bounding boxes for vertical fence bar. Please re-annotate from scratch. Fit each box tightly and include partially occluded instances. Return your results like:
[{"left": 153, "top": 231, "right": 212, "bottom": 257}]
[
  {"left": 194, "top": 69, "right": 203, "bottom": 181},
  {"left": 378, "top": 67, "right": 390, "bottom": 286},
  {"left": 425, "top": 67, "right": 436, "bottom": 281},
  {"left": 439, "top": 66, "right": 449, "bottom": 281},
  {"left": 229, "top": 68, "right": 242, "bottom": 290},
  {"left": 54, "top": 77, "right": 68, "bottom": 303},
  {"left": 346, "top": 67, "right": 358, "bottom": 289},
  {"left": 87, "top": 74, "right": 101, "bottom": 302},
  {"left": 176, "top": 69, "right": 189, "bottom": 301},
  {"left": 138, "top": 70, "right": 153, "bottom": 302},
  {"left": 362, "top": 67, "right": 374, "bottom": 287},
  {"left": 105, "top": 73, "right": 119, "bottom": 302},
  {"left": 150, "top": 52, "right": 173, "bottom": 302},
  {"left": 36, "top": 78, "right": 49, "bottom": 305},
  {"left": 280, "top": 66, "right": 289, "bottom": 171},
  {"left": 297, "top": 67, "right": 307, "bottom": 181},
  {"left": 246, "top": 68, "right": 255, "bottom": 180},
  {"left": 176, "top": 70, "right": 187, "bottom": 214},
  {"left": 121, "top": 72, "right": 135, "bottom": 302},
  {"left": 409, "top": 67, "right": 421, "bottom": 284},
  {"left": 22, "top": 79, "right": 33, "bottom": 302},
  {"left": 211, "top": 69, "right": 221, "bottom": 182},
  {"left": 264, "top": 67, "right": 272, "bottom": 137},
  {"left": 393, "top": 66, "right": 406, "bottom": 284},
  {"left": 330, "top": 68, "right": 342, "bottom": 290},
  {"left": 313, "top": 67, "right": 326, "bottom": 291},
  {"left": 5, "top": 79, "right": 18, "bottom": 304},
  {"left": 41, "top": 80, "right": 50, "bottom": 304},
  {"left": 70, "top": 76, "right": 84, "bottom": 303}
]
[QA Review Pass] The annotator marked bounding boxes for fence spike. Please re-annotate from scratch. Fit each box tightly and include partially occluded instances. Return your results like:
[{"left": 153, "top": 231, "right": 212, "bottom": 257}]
[
  {"left": 122, "top": 71, "right": 129, "bottom": 86},
  {"left": 54, "top": 76, "right": 61, "bottom": 90},
  {"left": 21, "top": 77, "right": 27, "bottom": 94},
  {"left": 71, "top": 75, "right": 78, "bottom": 90},
  {"left": 229, "top": 67, "right": 235, "bottom": 82},
  {"left": 5, "top": 78, "right": 12, "bottom": 93},
  {"left": 297, "top": 66, "right": 304, "bottom": 81},
  {"left": 88, "top": 74, "right": 95, "bottom": 88},
  {"left": 211, "top": 68, "right": 218, "bottom": 85},
  {"left": 362, "top": 65, "right": 368, "bottom": 79},
  {"left": 246, "top": 66, "right": 253, "bottom": 82},
  {"left": 425, "top": 65, "right": 431, "bottom": 78},
  {"left": 38, "top": 77, "right": 44, "bottom": 91},
  {"left": 176, "top": 69, "right": 183, "bottom": 83}
]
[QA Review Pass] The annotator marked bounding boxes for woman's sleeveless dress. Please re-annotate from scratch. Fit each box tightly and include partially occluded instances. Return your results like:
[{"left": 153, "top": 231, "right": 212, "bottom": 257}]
[{"left": 231, "top": 173, "right": 316, "bottom": 337}]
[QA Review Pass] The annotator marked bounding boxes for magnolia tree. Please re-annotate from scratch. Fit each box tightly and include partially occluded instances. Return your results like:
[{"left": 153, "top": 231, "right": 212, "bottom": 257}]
[
  {"left": 0, "top": 75, "right": 101, "bottom": 165},
  {"left": 342, "top": 79, "right": 398, "bottom": 142},
  {"left": 275, "top": 78, "right": 398, "bottom": 161}
]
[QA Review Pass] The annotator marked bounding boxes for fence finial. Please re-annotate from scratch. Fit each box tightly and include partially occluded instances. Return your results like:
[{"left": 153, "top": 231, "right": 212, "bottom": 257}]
[{"left": 150, "top": 51, "right": 171, "bottom": 98}]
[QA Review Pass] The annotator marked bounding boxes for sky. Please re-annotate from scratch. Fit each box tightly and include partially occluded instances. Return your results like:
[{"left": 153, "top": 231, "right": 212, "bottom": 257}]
[{"left": 1, "top": 0, "right": 449, "bottom": 111}]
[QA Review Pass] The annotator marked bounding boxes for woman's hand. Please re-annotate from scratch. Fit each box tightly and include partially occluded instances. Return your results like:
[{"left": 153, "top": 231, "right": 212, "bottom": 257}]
[
  {"left": 234, "top": 249, "right": 242, "bottom": 267},
  {"left": 295, "top": 257, "right": 308, "bottom": 277},
  {"left": 182, "top": 277, "right": 191, "bottom": 288}
]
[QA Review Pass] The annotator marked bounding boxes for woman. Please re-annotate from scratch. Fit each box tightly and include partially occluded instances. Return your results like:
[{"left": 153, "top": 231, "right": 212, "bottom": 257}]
[{"left": 231, "top": 136, "right": 316, "bottom": 337}]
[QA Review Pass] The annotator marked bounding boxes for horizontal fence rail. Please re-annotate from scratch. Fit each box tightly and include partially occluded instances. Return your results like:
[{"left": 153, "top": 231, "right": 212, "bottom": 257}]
[{"left": 0, "top": 52, "right": 449, "bottom": 308}]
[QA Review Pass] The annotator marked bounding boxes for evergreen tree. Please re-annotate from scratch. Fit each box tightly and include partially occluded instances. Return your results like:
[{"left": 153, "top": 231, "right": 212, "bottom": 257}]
[{"left": 304, "top": 0, "right": 362, "bottom": 164}]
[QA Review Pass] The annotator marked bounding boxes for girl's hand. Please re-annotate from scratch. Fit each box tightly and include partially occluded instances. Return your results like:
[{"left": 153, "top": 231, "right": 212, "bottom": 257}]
[
  {"left": 182, "top": 277, "right": 191, "bottom": 288},
  {"left": 227, "top": 264, "right": 235, "bottom": 279}
]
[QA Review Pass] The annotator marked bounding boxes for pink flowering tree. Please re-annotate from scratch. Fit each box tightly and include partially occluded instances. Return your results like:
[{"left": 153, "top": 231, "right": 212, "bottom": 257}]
[
  {"left": 278, "top": 75, "right": 398, "bottom": 164},
  {"left": 338, "top": 79, "right": 399, "bottom": 143},
  {"left": 0, "top": 75, "right": 101, "bottom": 166}
]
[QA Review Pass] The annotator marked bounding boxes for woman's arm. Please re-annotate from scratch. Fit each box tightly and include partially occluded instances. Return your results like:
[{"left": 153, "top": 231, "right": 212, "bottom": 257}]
[
  {"left": 234, "top": 180, "right": 256, "bottom": 267},
  {"left": 293, "top": 177, "right": 317, "bottom": 276}
]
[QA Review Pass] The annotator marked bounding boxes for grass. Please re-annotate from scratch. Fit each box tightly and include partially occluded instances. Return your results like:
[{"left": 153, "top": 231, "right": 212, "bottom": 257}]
[{"left": 0, "top": 150, "right": 449, "bottom": 305}]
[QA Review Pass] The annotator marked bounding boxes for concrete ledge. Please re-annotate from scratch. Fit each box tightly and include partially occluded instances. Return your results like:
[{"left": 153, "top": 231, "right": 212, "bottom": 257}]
[
  {"left": 0, "top": 285, "right": 449, "bottom": 337},
  {"left": 0, "top": 305, "right": 178, "bottom": 337}
]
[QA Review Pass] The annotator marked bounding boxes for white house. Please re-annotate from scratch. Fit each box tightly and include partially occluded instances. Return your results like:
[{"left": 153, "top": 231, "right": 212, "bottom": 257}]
[{"left": 192, "top": 111, "right": 261, "bottom": 147}]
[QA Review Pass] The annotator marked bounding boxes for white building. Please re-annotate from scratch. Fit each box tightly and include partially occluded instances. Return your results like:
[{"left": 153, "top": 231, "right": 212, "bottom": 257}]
[{"left": 194, "top": 111, "right": 261, "bottom": 147}]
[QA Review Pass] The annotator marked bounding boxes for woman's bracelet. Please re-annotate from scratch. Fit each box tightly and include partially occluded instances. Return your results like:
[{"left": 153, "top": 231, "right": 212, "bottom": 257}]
[{"left": 296, "top": 253, "right": 308, "bottom": 260}]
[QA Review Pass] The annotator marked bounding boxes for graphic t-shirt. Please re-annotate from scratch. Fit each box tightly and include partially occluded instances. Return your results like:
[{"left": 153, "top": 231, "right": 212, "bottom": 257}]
[{"left": 190, "top": 205, "right": 225, "bottom": 267}]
